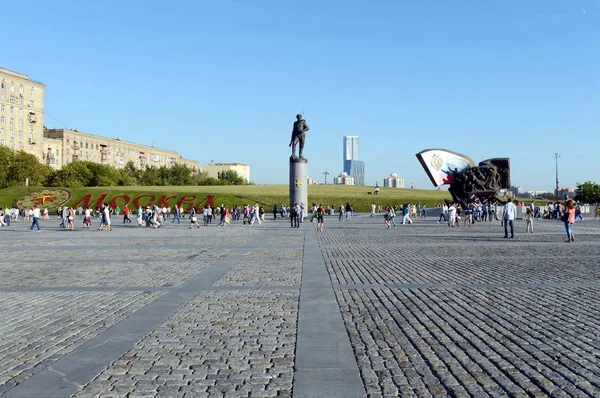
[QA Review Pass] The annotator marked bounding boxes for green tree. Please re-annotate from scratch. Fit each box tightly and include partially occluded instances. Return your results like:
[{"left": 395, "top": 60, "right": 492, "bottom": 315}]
[
  {"left": 168, "top": 164, "right": 194, "bottom": 186},
  {"left": 575, "top": 181, "right": 600, "bottom": 204},
  {"left": 123, "top": 161, "right": 140, "bottom": 182},
  {"left": 139, "top": 166, "right": 162, "bottom": 186},
  {"left": 8, "top": 150, "right": 53, "bottom": 186},
  {"left": 51, "top": 161, "right": 93, "bottom": 187},
  {"left": 0, "top": 147, "right": 15, "bottom": 188}
]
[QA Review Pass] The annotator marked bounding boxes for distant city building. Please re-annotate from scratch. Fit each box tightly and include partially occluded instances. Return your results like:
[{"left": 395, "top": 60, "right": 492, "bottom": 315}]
[
  {"left": 43, "top": 128, "right": 199, "bottom": 171},
  {"left": 335, "top": 172, "right": 354, "bottom": 185},
  {"left": 0, "top": 67, "right": 45, "bottom": 160},
  {"left": 202, "top": 162, "right": 250, "bottom": 183},
  {"left": 306, "top": 177, "right": 318, "bottom": 185},
  {"left": 383, "top": 173, "right": 404, "bottom": 188},
  {"left": 342, "top": 136, "right": 364, "bottom": 186}
]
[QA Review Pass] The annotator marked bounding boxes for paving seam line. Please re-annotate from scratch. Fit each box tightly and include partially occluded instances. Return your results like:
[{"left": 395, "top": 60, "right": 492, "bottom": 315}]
[
  {"left": 292, "top": 226, "right": 366, "bottom": 398},
  {"left": 2, "top": 245, "right": 253, "bottom": 398}
]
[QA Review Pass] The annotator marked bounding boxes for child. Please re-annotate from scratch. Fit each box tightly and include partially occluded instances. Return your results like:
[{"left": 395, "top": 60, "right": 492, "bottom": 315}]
[{"left": 525, "top": 207, "right": 534, "bottom": 233}]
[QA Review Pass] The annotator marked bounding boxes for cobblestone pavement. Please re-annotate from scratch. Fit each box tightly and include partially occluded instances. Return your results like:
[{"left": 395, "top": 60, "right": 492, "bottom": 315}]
[
  {"left": 0, "top": 215, "right": 598, "bottom": 397},
  {"left": 322, "top": 217, "right": 600, "bottom": 398}
]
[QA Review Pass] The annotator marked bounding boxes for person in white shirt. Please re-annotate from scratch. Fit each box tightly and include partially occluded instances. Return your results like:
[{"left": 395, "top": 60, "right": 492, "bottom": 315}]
[
  {"left": 447, "top": 204, "right": 457, "bottom": 227},
  {"left": 29, "top": 206, "right": 41, "bottom": 231},
  {"left": 502, "top": 197, "right": 517, "bottom": 238},
  {"left": 103, "top": 205, "right": 112, "bottom": 231}
]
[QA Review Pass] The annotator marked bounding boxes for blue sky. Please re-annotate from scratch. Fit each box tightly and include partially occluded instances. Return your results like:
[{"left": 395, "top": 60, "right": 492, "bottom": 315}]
[{"left": 4, "top": 0, "right": 598, "bottom": 191}]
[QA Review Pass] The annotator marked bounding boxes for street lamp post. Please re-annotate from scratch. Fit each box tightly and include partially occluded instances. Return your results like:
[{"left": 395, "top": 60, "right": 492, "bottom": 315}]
[
  {"left": 323, "top": 171, "right": 330, "bottom": 185},
  {"left": 555, "top": 153, "right": 560, "bottom": 200}
]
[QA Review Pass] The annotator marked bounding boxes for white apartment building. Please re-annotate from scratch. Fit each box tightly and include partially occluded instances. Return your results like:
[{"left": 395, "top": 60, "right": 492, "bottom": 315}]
[
  {"left": 383, "top": 173, "right": 405, "bottom": 188},
  {"left": 0, "top": 68, "right": 45, "bottom": 159}
]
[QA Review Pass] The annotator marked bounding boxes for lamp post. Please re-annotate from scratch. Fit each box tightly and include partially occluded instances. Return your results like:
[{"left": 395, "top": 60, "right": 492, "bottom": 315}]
[
  {"left": 323, "top": 171, "right": 330, "bottom": 185},
  {"left": 555, "top": 153, "right": 560, "bottom": 200}
]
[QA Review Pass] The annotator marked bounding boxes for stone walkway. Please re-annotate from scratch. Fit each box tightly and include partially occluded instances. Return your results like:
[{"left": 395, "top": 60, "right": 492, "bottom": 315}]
[{"left": 0, "top": 214, "right": 599, "bottom": 397}]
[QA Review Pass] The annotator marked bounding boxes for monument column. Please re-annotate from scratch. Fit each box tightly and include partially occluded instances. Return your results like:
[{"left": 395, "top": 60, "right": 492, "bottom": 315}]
[{"left": 289, "top": 157, "right": 308, "bottom": 216}]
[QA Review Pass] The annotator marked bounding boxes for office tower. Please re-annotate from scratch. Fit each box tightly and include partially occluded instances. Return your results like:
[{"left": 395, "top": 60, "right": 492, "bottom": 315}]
[{"left": 343, "top": 136, "right": 364, "bottom": 186}]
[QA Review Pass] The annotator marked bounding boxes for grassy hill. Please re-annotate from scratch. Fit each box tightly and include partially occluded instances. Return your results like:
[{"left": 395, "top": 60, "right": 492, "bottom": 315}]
[{"left": 0, "top": 185, "right": 454, "bottom": 212}]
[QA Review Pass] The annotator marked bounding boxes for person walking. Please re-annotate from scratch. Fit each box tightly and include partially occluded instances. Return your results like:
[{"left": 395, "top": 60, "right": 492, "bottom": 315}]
[
  {"left": 123, "top": 204, "right": 132, "bottom": 223},
  {"left": 273, "top": 204, "right": 278, "bottom": 220},
  {"left": 447, "top": 203, "right": 456, "bottom": 227},
  {"left": 502, "top": 197, "right": 517, "bottom": 239},
  {"left": 525, "top": 208, "right": 534, "bottom": 233},
  {"left": 402, "top": 204, "right": 413, "bottom": 225},
  {"left": 66, "top": 207, "right": 75, "bottom": 231},
  {"left": 83, "top": 207, "right": 92, "bottom": 228},
  {"left": 29, "top": 205, "right": 41, "bottom": 232},
  {"left": 315, "top": 203, "right": 325, "bottom": 231},
  {"left": 563, "top": 199, "right": 576, "bottom": 242},
  {"left": 388, "top": 205, "right": 397, "bottom": 228}
]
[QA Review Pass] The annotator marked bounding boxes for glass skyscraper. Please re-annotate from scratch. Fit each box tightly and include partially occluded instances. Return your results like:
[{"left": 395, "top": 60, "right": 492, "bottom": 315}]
[{"left": 343, "top": 136, "right": 365, "bottom": 186}]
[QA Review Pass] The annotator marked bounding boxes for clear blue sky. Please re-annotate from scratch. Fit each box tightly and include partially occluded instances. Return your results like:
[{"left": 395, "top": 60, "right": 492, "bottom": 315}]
[{"left": 4, "top": 0, "right": 598, "bottom": 191}]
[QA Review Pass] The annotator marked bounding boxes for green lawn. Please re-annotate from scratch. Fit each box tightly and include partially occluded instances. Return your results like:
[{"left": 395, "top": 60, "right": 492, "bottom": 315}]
[
  {"left": 0, "top": 185, "right": 454, "bottom": 212},
  {"left": 0, "top": 184, "right": 539, "bottom": 212}
]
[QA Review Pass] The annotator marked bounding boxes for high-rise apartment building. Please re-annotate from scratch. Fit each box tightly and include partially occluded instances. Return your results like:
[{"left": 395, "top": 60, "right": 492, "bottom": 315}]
[
  {"left": 0, "top": 68, "right": 45, "bottom": 159},
  {"left": 343, "top": 136, "right": 365, "bottom": 186},
  {"left": 0, "top": 67, "right": 200, "bottom": 173}
]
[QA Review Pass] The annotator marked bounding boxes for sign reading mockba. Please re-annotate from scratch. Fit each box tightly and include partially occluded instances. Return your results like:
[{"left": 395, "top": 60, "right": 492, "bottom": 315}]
[{"left": 70, "top": 192, "right": 214, "bottom": 211}]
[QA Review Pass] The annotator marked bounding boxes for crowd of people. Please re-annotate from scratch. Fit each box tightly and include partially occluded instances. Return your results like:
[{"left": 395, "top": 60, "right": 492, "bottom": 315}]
[{"left": 0, "top": 198, "right": 594, "bottom": 242}]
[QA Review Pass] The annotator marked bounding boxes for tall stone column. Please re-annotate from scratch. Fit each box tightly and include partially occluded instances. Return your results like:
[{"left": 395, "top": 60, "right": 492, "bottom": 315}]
[{"left": 289, "top": 157, "right": 308, "bottom": 216}]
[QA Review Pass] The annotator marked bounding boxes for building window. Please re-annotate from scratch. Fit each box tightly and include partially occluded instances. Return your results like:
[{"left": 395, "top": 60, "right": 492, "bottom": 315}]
[
  {"left": 0, "top": 128, "right": 3, "bottom": 135},
  {"left": 0, "top": 139, "right": 4, "bottom": 146},
  {"left": 9, "top": 118, "right": 14, "bottom": 125},
  {"left": 66, "top": 149, "right": 70, "bottom": 155},
  {"left": 18, "top": 131, "right": 23, "bottom": 138},
  {"left": 18, "top": 119, "right": 23, "bottom": 127},
  {"left": 0, "top": 116, "right": 4, "bottom": 123},
  {"left": 96, "top": 144, "right": 99, "bottom": 150},
  {"left": 28, "top": 145, "right": 33, "bottom": 150},
  {"left": 9, "top": 141, "right": 13, "bottom": 148},
  {"left": 9, "top": 96, "right": 14, "bottom": 103},
  {"left": 29, "top": 100, "right": 33, "bottom": 107},
  {"left": 0, "top": 81, "right": 4, "bottom": 89},
  {"left": 0, "top": 105, "right": 4, "bottom": 112},
  {"left": 18, "top": 142, "right": 23, "bottom": 149},
  {"left": 66, "top": 139, "right": 70, "bottom": 144},
  {"left": 29, "top": 124, "right": 34, "bottom": 131},
  {"left": 18, "top": 109, "right": 23, "bottom": 116},
  {"left": 29, "top": 132, "right": 33, "bottom": 139},
  {"left": 18, "top": 86, "right": 24, "bottom": 95},
  {"left": 9, "top": 85, "right": 14, "bottom": 92},
  {"left": 10, "top": 129, "right": 14, "bottom": 137},
  {"left": 30, "top": 88, "right": 34, "bottom": 96},
  {"left": 56, "top": 149, "right": 59, "bottom": 156},
  {"left": 1, "top": 94, "right": 4, "bottom": 101},
  {"left": 9, "top": 107, "right": 14, "bottom": 114},
  {"left": 85, "top": 142, "right": 88, "bottom": 148}
]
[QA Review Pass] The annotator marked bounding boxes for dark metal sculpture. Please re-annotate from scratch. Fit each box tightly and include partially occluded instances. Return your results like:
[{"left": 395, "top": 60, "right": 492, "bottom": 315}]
[
  {"left": 416, "top": 149, "right": 510, "bottom": 206},
  {"left": 289, "top": 114, "right": 309, "bottom": 159}
]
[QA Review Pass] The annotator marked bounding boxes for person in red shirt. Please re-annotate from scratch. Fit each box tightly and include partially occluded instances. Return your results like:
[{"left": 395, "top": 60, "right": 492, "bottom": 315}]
[{"left": 123, "top": 204, "right": 132, "bottom": 223}]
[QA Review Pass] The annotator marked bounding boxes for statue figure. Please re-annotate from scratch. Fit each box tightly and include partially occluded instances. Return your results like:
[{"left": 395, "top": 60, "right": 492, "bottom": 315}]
[{"left": 289, "top": 114, "right": 309, "bottom": 159}]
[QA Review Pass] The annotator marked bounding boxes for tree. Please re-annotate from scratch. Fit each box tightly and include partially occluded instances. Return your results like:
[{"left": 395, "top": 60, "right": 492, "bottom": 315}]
[
  {"left": 168, "top": 164, "right": 194, "bottom": 186},
  {"left": 575, "top": 181, "right": 600, "bottom": 204},
  {"left": 123, "top": 161, "right": 140, "bottom": 182},
  {"left": 8, "top": 151, "right": 53, "bottom": 186},
  {"left": 0, "top": 147, "right": 15, "bottom": 188}
]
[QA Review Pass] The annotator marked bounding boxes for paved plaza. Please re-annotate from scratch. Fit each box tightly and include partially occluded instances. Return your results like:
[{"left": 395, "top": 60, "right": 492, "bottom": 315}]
[{"left": 0, "top": 214, "right": 599, "bottom": 397}]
